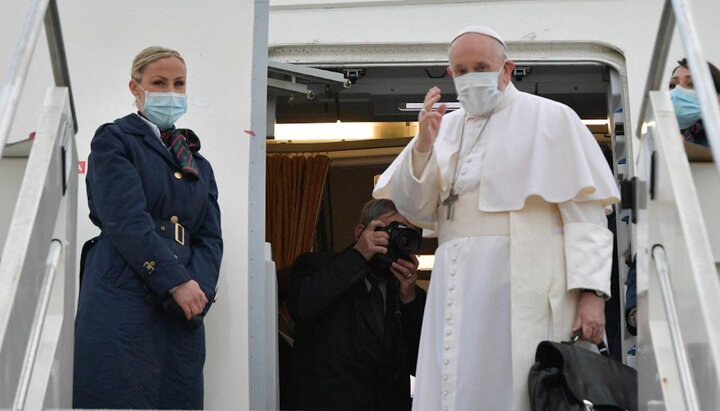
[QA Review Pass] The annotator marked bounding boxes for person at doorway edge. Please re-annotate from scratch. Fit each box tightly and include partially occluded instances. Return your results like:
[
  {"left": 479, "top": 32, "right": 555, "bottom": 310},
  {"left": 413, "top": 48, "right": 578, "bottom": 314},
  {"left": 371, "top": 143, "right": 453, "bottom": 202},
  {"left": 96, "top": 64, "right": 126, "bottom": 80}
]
[
  {"left": 74, "top": 46, "right": 222, "bottom": 409},
  {"left": 373, "top": 25, "right": 620, "bottom": 410},
  {"left": 286, "top": 199, "right": 426, "bottom": 411},
  {"left": 668, "top": 57, "right": 720, "bottom": 147}
]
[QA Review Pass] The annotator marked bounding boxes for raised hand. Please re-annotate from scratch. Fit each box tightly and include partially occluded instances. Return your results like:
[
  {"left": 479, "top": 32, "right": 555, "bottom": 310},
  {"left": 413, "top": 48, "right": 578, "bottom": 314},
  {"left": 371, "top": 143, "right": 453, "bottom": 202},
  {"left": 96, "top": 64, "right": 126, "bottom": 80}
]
[{"left": 415, "top": 86, "right": 448, "bottom": 153}]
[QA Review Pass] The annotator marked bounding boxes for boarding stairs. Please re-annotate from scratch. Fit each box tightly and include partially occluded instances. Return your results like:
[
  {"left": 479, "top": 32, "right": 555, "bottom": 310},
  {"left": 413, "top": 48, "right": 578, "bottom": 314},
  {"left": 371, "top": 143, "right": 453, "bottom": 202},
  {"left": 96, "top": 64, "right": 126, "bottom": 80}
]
[
  {"left": 635, "top": 0, "right": 720, "bottom": 410},
  {"left": 0, "top": 0, "right": 78, "bottom": 409}
]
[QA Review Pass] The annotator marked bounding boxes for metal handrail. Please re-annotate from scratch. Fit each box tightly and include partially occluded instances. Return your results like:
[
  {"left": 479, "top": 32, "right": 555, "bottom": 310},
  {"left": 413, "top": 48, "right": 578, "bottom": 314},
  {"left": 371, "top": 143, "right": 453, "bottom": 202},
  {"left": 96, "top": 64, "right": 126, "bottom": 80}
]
[
  {"left": 44, "top": 0, "right": 77, "bottom": 132},
  {"left": 636, "top": 0, "right": 720, "bottom": 180},
  {"left": 651, "top": 244, "right": 701, "bottom": 411},
  {"left": 0, "top": 0, "right": 77, "bottom": 160},
  {"left": 11, "top": 239, "right": 63, "bottom": 411},
  {"left": 0, "top": 0, "right": 49, "bottom": 159},
  {"left": 636, "top": 0, "right": 675, "bottom": 138}
]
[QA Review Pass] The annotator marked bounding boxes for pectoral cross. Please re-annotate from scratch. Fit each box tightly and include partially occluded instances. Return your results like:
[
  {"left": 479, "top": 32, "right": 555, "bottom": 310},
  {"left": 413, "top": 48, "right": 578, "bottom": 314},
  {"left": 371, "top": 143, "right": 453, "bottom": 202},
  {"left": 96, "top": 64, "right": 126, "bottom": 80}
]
[{"left": 442, "top": 188, "right": 459, "bottom": 220}]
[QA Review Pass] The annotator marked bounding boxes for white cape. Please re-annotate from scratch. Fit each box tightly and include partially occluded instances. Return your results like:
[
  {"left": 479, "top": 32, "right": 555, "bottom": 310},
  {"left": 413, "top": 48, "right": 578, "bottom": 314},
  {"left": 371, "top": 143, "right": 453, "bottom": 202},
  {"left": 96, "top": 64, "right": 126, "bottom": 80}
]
[{"left": 374, "top": 83, "right": 620, "bottom": 221}]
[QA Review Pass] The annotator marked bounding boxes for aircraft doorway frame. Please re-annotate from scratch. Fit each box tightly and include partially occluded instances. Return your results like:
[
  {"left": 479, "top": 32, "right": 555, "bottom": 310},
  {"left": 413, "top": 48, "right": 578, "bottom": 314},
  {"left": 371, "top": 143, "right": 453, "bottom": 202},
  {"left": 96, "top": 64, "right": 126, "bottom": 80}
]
[{"left": 259, "top": 42, "right": 637, "bottom": 397}]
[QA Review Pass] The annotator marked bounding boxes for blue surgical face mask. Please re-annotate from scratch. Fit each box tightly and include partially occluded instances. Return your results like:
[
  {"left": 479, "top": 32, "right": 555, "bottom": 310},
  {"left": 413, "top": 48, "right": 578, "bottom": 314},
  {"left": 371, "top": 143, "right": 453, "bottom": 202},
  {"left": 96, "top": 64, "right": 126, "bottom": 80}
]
[
  {"left": 137, "top": 84, "right": 188, "bottom": 130},
  {"left": 453, "top": 62, "right": 506, "bottom": 117},
  {"left": 670, "top": 85, "right": 702, "bottom": 129}
]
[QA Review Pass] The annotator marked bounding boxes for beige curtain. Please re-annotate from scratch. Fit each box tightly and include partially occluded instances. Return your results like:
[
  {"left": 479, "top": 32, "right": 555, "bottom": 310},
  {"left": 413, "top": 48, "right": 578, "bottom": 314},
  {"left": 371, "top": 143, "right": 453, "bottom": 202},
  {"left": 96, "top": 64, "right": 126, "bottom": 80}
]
[{"left": 266, "top": 154, "right": 331, "bottom": 271}]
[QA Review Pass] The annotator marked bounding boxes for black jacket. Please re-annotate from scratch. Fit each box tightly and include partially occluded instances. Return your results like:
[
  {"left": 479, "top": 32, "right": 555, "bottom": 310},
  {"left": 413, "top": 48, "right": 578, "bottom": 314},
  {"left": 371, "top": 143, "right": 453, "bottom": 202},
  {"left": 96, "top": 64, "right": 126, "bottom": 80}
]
[{"left": 286, "top": 247, "right": 426, "bottom": 411}]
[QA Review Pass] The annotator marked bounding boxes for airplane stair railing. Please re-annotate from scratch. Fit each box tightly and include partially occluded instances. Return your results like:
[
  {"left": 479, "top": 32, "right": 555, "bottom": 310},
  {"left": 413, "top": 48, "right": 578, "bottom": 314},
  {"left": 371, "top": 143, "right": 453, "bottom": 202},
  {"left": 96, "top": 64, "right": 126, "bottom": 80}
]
[
  {"left": 0, "top": 88, "right": 77, "bottom": 410},
  {"left": 635, "top": 1, "right": 720, "bottom": 410},
  {"left": 0, "top": 0, "right": 78, "bottom": 409}
]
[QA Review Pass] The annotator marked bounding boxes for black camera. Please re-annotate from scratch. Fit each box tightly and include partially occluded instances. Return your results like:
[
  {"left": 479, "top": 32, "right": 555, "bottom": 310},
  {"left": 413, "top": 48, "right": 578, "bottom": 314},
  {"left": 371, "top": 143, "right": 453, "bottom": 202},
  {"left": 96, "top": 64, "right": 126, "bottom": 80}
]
[{"left": 369, "top": 221, "right": 422, "bottom": 278}]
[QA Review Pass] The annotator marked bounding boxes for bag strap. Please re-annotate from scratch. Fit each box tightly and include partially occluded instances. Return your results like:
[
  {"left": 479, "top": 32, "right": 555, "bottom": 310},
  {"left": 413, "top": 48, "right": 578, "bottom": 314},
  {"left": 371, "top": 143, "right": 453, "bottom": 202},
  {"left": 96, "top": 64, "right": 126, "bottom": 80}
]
[{"left": 563, "top": 331, "right": 610, "bottom": 357}]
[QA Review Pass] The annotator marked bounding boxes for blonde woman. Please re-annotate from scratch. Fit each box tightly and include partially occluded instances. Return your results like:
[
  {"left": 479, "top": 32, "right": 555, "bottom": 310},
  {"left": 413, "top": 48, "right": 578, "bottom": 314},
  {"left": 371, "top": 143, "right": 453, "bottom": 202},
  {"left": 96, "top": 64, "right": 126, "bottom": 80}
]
[{"left": 74, "top": 46, "right": 222, "bottom": 409}]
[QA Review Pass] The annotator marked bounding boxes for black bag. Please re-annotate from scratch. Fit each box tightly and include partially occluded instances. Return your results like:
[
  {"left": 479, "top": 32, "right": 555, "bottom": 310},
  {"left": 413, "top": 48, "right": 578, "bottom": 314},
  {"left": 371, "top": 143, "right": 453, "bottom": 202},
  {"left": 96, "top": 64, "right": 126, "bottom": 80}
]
[{"left": 528, "top": 333, "right": 637, "bottom": 411}]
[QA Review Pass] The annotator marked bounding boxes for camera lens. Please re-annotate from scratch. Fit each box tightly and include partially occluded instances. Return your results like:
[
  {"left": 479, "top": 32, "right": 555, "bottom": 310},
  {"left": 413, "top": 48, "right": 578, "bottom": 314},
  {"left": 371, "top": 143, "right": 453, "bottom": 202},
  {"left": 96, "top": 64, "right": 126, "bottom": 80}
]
[{"left": 393, "top": 229, "right": 421, "bottom": 254}]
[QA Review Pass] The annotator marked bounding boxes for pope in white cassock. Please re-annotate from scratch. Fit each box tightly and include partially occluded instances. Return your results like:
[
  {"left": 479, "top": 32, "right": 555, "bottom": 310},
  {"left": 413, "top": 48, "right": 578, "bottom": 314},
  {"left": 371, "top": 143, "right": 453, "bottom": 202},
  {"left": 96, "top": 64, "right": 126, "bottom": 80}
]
[{"left": 372, "top": 25, "right": 621, "bottom": 410}]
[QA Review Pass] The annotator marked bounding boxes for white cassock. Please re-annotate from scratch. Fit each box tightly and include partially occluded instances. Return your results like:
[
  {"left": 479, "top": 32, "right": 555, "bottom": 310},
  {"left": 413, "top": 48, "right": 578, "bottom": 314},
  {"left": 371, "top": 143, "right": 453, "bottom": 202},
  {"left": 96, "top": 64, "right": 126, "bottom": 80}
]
[{"left": 373, "top": 83, "right": 620, "bottom": 411}]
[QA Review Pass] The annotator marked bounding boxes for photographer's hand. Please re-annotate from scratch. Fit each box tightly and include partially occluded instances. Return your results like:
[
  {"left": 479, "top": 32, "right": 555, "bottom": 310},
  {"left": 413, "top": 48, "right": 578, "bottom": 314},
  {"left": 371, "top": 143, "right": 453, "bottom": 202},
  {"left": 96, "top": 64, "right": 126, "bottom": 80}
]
[
  {"left": 171, "top": 280, "right": 208, "bottom": 320},
  {"left": 353, "top": 220, "right": 389, "bottom": 260},
  {"left": 392, "top": 255, "right": 419, "bottom": 304}
]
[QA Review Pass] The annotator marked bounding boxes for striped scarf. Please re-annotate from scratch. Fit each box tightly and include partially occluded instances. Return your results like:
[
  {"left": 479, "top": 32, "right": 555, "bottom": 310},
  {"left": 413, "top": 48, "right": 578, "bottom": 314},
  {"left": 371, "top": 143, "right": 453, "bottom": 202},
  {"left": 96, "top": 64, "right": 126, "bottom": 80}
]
[{"left": 160, "top": 127, "right": 201, "bottom": 180}]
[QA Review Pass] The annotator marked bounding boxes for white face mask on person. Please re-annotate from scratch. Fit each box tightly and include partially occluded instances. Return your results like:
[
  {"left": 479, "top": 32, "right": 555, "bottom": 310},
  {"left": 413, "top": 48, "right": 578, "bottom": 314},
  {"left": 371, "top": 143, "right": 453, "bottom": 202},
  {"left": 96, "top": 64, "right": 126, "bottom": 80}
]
[
  {"left": 453, "top": 64, "right": 506, "bottom": 117},
  {"left": 136, "top": 84, "right": 188, "bottom": 130}
]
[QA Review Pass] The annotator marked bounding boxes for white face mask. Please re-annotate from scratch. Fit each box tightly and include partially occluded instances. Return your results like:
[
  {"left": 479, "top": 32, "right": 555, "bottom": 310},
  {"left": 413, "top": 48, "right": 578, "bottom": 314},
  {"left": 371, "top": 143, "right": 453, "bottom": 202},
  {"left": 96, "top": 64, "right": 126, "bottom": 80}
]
[{"left": 453, "top": 65, "right": 506, "bottom": 117}]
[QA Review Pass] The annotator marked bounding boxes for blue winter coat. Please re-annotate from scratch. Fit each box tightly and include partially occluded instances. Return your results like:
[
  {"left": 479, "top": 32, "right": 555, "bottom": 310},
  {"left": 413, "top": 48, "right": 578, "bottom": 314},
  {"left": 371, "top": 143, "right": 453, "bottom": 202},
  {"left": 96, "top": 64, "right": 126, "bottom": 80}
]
[{"left": 73, "top": 113, "right": 222, "bottom": 409}]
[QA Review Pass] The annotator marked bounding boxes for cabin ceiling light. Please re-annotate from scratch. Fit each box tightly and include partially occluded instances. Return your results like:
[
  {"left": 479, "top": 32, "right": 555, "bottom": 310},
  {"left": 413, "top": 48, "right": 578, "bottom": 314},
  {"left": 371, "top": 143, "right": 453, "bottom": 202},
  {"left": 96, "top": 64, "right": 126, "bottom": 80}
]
[
  {"left": 580, "top": 119, "right": 609, "bottom": 126},
  {"left": 417, "top": 255, "right": 435, "bottom": 271},
  {"left": 399, "top": 102, "right": 461, "bottom": 112},
  {"left": 274, "top": 122, "right": 376, "bottom": 141}
]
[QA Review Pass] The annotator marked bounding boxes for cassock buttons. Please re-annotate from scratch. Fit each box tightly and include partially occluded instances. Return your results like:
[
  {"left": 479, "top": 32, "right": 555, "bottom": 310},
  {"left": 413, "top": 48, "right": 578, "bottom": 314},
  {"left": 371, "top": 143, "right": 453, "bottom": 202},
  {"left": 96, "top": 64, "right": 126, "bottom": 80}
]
[{"left": 174, "top": 171, "right": 183, "bottom": 179}]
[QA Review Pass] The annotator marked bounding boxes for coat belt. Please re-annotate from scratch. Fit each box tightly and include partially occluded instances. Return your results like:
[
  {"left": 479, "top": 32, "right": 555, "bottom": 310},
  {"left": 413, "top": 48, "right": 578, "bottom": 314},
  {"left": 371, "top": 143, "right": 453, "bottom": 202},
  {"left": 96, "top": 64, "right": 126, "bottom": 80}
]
[{"left": 153, "top": 218, "right": 190, "bottom": 246}]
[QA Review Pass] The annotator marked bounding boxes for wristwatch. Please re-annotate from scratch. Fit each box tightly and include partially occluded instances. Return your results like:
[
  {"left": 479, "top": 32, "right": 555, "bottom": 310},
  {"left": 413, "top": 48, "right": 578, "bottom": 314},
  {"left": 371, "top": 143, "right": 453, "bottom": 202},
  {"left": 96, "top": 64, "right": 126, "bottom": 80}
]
[{"left": 582, "top": 288, "right": 607, "bottom": 299}]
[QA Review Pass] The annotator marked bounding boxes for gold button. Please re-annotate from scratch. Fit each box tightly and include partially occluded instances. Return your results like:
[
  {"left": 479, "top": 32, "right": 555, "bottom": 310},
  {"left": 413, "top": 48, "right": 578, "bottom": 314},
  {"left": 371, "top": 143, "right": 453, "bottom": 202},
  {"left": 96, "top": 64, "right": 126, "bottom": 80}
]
[
  {"left": 174, "top": 171, "right": 183, "bottom": 179},
  {"left": 160, "top": 225, "right": 166, "bottom": 231},
  {"left": 170, "top": 216, "right": 179, "bottom": 224}
]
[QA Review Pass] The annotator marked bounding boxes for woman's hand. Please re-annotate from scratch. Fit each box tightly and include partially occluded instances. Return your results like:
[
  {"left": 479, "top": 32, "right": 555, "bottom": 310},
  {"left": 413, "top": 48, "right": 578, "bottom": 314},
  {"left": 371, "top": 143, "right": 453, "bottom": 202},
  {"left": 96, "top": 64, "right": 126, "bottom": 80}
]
[
  {"left": 171, "top": 280, "right": 208, "bottom": 320},
  {"left": 415, "top": 87, "right": 447, "bottom": 153}
]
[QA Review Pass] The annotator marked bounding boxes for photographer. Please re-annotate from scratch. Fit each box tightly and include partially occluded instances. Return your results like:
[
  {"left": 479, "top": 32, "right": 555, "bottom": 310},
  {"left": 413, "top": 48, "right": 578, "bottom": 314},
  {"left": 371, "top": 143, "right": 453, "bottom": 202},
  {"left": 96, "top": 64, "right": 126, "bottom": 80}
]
[{"left": 286, "top": 199, "right": 426, "bottom": 411}]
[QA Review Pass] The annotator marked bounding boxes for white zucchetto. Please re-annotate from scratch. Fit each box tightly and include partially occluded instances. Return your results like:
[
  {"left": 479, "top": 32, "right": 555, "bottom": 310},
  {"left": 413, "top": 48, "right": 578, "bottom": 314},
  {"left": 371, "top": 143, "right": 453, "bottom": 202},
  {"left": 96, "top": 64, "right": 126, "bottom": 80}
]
[{"left": 450, "top": 25, "right": 508, "bottom": 51}]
